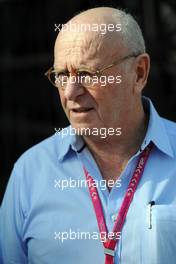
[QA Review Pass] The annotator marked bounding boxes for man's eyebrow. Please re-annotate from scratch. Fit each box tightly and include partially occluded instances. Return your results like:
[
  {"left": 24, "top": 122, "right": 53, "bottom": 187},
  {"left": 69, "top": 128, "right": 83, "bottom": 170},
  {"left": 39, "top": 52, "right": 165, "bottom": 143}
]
[
  {"left": 53, "top": 65, "right": 96, "bottom": 73},
  {"left": 53, "top": 67, "right": 69, "bottom": 72},
  {"left": 78, "top": 63, "right": 97, "bottom": 71},
  {"left": 77, "top": 67, "right": 96, "bottom": 72}
]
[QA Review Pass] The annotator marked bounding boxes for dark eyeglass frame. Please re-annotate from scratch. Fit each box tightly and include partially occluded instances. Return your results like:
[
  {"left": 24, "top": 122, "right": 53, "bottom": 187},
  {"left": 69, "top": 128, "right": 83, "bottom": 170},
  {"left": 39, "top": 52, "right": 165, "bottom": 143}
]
[{"left": 44, "top": 52, "right": 142, "bottom": 88}]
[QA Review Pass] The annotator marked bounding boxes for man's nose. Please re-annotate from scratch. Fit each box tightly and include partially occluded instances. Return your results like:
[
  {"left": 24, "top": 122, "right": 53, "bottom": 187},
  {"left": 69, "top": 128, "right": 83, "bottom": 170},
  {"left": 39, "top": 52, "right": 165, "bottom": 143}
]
[{"left": 64, "top": 76, "right": 85, "bottom": 101}]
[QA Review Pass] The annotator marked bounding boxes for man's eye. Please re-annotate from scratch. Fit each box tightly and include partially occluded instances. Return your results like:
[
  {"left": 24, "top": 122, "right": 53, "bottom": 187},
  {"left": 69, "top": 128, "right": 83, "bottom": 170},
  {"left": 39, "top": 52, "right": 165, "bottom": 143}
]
[
  {"left": 55, "top": 72, "right": 69, "bottom": 78},
  {"left": 55, "top": 73, "right": 69, "bottom": 83},
  {"left": 78, "top": 71, "right": 93, "bottom": 77},
  {"left": 54, "top": 72, "right": 69, "bottom": 86}
]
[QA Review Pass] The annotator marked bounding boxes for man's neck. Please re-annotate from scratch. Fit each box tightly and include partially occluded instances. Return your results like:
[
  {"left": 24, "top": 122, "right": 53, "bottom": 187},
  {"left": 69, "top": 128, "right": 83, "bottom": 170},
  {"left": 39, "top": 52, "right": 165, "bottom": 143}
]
[
  {"left": 83, "top": 102, "right": 148, "bottom": 163},
  {"left": 82, "top": 101, "right": 149, "bottom": 187}
]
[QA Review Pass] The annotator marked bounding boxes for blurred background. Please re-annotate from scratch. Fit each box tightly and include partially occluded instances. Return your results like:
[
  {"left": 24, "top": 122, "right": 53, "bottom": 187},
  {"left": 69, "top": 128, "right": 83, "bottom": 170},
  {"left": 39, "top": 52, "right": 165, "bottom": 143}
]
[{"left": 0, "top": 0, "right": 176, "bottom": 204}]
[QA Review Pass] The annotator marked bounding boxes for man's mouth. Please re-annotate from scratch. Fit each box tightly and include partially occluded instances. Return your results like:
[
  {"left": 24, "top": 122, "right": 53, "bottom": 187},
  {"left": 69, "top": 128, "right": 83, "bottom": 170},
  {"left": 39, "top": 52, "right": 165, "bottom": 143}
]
[{"left": 71, "top": 107, "right": 93, "bottom": 113}]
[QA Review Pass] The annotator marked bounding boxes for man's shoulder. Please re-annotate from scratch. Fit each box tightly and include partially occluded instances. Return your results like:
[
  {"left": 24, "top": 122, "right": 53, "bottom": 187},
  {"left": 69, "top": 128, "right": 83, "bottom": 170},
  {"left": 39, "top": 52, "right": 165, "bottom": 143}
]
[
  {"left": 161, "top": 117, "right": 176, "bottom": 136},
  {"left": 14, "top": 126, "right": 71, "bottom": 169},
  {"left": 161, "top": 117, "right": 176, "bottom": 154}
]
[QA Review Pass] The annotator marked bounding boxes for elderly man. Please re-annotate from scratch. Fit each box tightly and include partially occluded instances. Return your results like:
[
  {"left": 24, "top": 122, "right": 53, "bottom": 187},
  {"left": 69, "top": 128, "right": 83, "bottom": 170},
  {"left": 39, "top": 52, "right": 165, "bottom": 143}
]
[{"left": 1, "top": 6, "right": 176, "bottom": 264}]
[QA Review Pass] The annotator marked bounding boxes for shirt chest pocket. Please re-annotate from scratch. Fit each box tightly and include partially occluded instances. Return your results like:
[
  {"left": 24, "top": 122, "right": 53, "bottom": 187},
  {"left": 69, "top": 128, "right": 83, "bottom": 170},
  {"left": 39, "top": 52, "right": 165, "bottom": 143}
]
[{"left": 142, "top": 205, "right": 176, "bottom": 264}]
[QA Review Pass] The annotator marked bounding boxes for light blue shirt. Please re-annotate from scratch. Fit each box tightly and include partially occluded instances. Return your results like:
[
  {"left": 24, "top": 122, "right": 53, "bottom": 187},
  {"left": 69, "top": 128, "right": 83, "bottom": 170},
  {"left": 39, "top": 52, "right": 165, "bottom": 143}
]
[{"left": 1, "top": 97, "right": 176, "bottom": 264}]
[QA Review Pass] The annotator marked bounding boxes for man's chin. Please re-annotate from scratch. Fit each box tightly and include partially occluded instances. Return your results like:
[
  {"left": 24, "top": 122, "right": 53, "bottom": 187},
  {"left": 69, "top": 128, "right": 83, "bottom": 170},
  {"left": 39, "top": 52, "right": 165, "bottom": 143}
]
[
  {"left": 70, "top": 120, "right": 102, "bottom": 129},
  {"left": 70, "top": 124, "right": 94, "bottom": 134},
  {"left": 70, "top": 124, "right": 104, "bottom": 137}
]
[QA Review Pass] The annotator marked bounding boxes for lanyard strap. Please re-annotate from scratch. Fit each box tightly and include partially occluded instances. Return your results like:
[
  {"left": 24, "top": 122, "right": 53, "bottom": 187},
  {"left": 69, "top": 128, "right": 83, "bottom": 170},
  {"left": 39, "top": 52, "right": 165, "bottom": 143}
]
[{"left": 83, "top": 142, "right": 153, "bottom": 264}]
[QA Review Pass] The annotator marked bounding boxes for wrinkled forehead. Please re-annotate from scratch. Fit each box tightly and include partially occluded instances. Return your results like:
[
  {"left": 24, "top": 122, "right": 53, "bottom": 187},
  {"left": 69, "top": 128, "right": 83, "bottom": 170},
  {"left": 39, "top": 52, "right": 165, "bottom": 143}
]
[
  {"left": 54, "top": 22, "right": 125, "bottom": 71},
  {"left": 54, "top": 29, "right": 103, "bottom": 70}
]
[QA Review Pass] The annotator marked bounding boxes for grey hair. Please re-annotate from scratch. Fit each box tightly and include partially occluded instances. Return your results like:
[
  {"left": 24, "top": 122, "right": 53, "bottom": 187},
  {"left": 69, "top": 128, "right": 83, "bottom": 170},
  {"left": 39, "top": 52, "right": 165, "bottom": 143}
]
[
  {"left": 73, "top": 7, "right": 146, "bottom": 54},
  {"left": 113, "top": 9, "right": 146, "bottom": 54}
]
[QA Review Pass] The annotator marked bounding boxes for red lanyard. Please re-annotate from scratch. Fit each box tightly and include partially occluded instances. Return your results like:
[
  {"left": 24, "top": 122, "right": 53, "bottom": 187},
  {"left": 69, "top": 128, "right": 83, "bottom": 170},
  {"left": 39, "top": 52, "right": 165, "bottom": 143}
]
[{"left": 83, "top": 142, "right": 153, "bottom": 264}]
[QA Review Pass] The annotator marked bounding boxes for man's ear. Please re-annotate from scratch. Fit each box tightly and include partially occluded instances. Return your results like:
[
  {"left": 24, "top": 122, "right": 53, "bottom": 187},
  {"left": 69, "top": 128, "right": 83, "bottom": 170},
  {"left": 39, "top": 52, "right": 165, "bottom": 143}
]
[{"left": 133, "top": 53, "right": 150, "bottom": 94}]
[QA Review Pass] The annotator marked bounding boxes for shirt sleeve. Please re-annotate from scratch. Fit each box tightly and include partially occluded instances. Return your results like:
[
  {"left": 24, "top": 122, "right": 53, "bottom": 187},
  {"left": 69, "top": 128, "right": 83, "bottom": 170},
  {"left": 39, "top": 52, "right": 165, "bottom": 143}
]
[{"left": 0, "top": 165, "right": 28, "bottom": 263}]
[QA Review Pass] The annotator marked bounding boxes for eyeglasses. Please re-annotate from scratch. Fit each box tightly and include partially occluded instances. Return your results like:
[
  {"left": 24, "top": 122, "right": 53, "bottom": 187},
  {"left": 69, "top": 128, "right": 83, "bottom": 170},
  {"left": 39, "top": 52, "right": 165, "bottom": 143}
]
[{"left": 45, "top": 53, "right": 141, "bottom": 90}]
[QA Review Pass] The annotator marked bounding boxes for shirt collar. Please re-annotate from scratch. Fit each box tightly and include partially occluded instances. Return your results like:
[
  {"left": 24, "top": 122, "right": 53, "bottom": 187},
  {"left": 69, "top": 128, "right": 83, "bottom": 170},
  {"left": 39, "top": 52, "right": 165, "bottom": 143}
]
[
  {"left": 57, "top": 96, "right": 174, "bottom": 161},
  {"left": 57, "top": 126, "right": 85, "bottom": 161},
  {"left": 140, "top": 96, "right": 174, "bottom": 157}
]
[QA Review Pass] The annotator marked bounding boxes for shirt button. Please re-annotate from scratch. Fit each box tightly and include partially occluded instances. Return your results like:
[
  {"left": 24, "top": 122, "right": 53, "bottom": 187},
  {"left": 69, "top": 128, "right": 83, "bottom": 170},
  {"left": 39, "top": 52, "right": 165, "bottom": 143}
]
[{"left": 111, "top": 213, "right": 117, "bottom": 222}]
